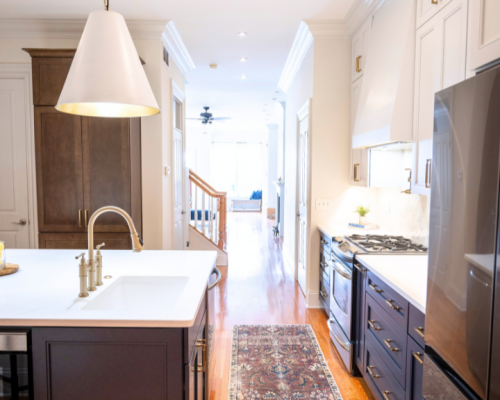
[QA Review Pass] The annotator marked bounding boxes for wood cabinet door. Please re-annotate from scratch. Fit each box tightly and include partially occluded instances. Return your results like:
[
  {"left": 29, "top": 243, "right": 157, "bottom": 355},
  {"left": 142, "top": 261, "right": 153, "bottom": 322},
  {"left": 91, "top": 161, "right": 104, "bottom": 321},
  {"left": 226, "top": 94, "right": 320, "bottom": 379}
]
[
  {"left": 34, "top": 107, "right": 85, "bottom": 233},
  {"left": 38, "top": 232, "right": 132, "bottom": 249},
  {"left": 469, "top": 0, "right": 500, "bottom": 71},
  {"left": 31, "top": 57, "right": 72, "bottom": 106},
  {"left": 82, "top": 117, "right": 133, "bottom": 233}
]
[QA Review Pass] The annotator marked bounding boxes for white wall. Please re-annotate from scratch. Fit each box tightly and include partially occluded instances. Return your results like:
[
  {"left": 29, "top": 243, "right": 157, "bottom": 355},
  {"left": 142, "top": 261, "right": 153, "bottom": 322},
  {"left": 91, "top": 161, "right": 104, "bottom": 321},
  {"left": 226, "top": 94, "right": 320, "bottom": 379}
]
[
  {"left": 283, "top": 45, "right": 314, "bottom": 268},
  {"left": 0, "top": 34, "right": 185, "bottom": 250},
  {"left": 266, "top": 124, "right": 279, "bottom": 210},
  {"left": 186, "top": 126, "right": 212, "bottom": 181}
]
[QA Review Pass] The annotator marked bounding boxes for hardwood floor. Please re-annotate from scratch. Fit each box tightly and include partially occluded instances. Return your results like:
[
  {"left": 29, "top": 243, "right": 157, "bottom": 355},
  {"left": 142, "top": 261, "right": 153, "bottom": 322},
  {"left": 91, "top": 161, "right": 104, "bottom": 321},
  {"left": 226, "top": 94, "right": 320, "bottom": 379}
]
[{"left": 208, "top": 212, "right": 374, "bottom": 400}]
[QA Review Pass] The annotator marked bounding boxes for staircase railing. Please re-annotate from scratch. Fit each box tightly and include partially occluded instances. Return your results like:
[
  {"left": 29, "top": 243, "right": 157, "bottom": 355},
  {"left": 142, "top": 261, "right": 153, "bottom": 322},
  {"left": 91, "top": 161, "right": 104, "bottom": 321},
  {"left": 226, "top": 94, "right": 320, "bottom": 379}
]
[{"left": 188, "top": 170, "right": 227, "bottom": 252}]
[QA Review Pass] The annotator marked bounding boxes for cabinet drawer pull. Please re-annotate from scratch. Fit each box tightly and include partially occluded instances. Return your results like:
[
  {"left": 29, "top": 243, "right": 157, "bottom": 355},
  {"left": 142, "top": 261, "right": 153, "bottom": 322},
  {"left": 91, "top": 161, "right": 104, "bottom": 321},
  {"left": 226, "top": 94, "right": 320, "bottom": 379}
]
[
  {"left": 356, "top": 55, "right": 362, "bottom": 73},
  {"left": 414, "top": 326, "right": 425, "bottom": 338},
  {"left": 354, "top": 263, "right": 367, "bottom": 272},
  {"left": 382, "top": 391, "right": 391, "bottom": 400},
  {"left": 196, "top": 339, "right": 207, "bottom": 372},
  {"left": 85, "top": 209, "right": 89, "bottom": 228},
  {"left": 431, "top": 0, "right": 438, "bottom": 4},
  {"left": 413, "top": 352, "right": 424, "bottom": 365},
  {"left": 384, "top": 339, "right": 399, "bottom": 352},
  {"left": 369, "top": 284, "right": 383, "bottom": 293},
  {"left": 320, "top": 290, "right": 328, "bottom": 298},
  {"left": 366, "top": 365, "right": 380, "bottom": 378},
  {"left": 385, "top": 299, "right": 401, "bottom": 310},
  {"left": 354, "top": 163, "right": 360, "bottom": 182},
  {"left": 320, "top": 262, "right": 328, "bottom": 268},
  {"left": 78, "top": 209, "right": 83, "bottom": 228},
  {"left": 368, "top": 320, "right": 381, "bottom": 331},
  {"left": 321, "top": 239, "right": 328, "bottom": 245}
]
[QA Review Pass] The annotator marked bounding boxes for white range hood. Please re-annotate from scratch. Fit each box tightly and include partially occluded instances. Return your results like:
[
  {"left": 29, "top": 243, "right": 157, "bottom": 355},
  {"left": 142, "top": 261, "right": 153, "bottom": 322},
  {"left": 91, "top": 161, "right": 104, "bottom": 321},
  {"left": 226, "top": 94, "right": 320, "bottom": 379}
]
[{"left": 352, "top": 0, "right": 416, "bottom": 149}]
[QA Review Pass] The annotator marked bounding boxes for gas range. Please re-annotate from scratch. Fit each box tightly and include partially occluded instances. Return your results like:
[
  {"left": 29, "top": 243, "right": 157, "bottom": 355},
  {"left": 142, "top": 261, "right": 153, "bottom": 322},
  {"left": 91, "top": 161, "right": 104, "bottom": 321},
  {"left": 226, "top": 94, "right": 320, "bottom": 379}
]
[{"left": 332, "top": 234, "right": 428, "bottom": 263}]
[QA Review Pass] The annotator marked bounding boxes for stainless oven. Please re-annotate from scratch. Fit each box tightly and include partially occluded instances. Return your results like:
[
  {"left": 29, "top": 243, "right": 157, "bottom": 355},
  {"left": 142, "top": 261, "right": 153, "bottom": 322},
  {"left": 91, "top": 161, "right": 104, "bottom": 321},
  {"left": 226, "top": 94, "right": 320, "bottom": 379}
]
[
  {"left": 0, "top": 330, "right": 33, "bottom": 399},
  {"left": 328, "top": 248, "right": 354, "bottom": 373}
]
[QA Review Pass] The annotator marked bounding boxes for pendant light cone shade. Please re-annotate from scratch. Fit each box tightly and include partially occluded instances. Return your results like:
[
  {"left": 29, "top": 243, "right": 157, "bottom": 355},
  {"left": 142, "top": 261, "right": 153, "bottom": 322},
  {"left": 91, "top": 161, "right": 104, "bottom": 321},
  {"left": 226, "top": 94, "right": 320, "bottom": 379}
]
[{"left": 56, "top": 10, "right": 160, "bottom": 118}]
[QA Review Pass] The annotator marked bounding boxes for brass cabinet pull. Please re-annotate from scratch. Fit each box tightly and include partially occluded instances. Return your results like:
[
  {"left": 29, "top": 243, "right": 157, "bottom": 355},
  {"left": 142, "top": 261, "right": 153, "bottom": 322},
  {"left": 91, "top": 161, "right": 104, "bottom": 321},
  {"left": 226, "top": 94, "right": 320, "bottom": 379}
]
[
  {"left": 414, "top": 326, "right": 425, "bottom": 338},
  {"left": 431, "top": 0, "right": 438, "bottom": 3},
  {"left": 321, "top": 239, "right": 328, "bottom": 245},
  {"left": 85, "top": 209, "right": 89, "bottom": 228},
  {"left": 354, "top": 163, "right": 360, "bottom": 182},
  {"left": 79, "top": 209, "right": 83, "bottom": 228},
  {"left": 384, "top": 339, "right": 399, "bottom": 352},
  {"left": 413, "top": 352, "right": 424, "bottom": 365},
  {"left": 368, "top": 320, "right": 381, "bottom": 331},
  {"left": 354, "top": 263, "right": 367, "bottom": 272},
  {"left": 385, "top": 299, "right": 401, "bottom": 310},
  {"left": 196, "top": 339, "right": 207, "bottom": 372},
  {"left": 320, "top": 261, "right": 328, "bottom": 268},
  {"left": 369, "top": 284, "right": 383, "bottom": 293},
  {"left": 425, "top": 159, "right": 432, "bottom": 188},
  {"left": 382, "top": 391, "right": 391, "bottom": 400},
  {"left": 320, "top": 290, "right": 328, "bottom": 298},
  {"left": 356, "top": 55, "right": 362, "bottom": 73},
  {"left": 366, "top": 365, "right": 380, "bottom": 378}
]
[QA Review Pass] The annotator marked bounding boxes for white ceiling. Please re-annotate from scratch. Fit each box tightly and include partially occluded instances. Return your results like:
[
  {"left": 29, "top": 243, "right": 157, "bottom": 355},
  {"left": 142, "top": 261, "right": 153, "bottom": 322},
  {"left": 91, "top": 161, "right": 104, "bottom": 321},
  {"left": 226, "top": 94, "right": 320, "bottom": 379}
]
[{"left": 0, "top": 0, "right": 356, "bottom": 131}]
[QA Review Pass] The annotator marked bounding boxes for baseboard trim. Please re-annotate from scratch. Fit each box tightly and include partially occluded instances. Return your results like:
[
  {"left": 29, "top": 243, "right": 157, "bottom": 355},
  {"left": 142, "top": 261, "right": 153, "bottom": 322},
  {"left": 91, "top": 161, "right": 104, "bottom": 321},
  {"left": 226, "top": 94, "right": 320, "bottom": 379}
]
[{"left": 307, "top": 291, "right": 322, "bottom": 309}]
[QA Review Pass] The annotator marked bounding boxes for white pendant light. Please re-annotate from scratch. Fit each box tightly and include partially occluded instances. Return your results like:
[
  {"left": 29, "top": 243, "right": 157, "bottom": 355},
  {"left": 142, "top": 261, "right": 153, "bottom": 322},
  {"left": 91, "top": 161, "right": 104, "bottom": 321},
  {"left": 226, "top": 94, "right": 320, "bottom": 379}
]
[{"left": 56, "top": 1, "right": 160, "bottom": 118}]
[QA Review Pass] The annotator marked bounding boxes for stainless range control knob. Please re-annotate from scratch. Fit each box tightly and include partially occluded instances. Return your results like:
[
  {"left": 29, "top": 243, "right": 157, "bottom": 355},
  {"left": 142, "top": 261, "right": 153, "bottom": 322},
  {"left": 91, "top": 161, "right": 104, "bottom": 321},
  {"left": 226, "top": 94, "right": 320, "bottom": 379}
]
[
  {"left": 349, "top": 246, "right": 358, "bottom": 254},
  {"left": 334, "top": 236, "right": 343, "bottom": 243}
]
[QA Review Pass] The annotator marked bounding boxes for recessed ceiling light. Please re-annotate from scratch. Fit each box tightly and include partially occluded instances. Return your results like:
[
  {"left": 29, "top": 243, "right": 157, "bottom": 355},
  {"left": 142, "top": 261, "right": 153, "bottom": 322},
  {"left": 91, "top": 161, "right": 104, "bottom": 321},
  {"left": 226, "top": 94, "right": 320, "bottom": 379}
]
[
  {"left": 241, "top": 75, "right": 247, "bottom": 80},
  {"left": 238, "top": 32, "right": 247, "bottom": 37},
  {"left": 240, "top": 57, "right": 247, "bottom": 62}
]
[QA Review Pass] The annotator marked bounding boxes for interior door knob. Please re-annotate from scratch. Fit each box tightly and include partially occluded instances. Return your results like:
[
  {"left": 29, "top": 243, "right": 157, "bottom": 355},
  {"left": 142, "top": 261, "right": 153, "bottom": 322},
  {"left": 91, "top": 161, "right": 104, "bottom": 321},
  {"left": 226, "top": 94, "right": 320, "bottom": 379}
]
[
  {"left": 12, "top": 219, "right": 27, "bottom": 226},
  {"left": 296, "top": 211, "right": 301, "bottom": 218},
  {"left": 181, "top": 210, "right": 186, "bottom": 215}
]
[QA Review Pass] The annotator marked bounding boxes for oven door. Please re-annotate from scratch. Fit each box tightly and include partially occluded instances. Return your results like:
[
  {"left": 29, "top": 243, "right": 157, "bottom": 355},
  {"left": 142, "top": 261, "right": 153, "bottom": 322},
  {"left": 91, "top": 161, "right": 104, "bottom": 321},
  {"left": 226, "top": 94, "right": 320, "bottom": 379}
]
[{"left": 329, "top": 254, "right": 353, "bottom": 339}]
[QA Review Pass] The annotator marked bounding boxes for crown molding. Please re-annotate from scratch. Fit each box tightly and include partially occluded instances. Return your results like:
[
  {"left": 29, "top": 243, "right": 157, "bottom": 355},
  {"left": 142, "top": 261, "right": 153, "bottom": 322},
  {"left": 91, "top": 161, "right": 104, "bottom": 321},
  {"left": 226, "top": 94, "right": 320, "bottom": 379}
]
[
  {"left": 0, "top": 18, "right": 168, "bottom": 39},
  {"left": 344, "top": 0, "right": 386, "bottom": 34},
  {"left": 277, "top": 21, "right": 313, "bottom": 94},
  {"left": 305, "top": 20, "right": 350, "bottom": 38},
  {"left": 161, "top": 21, "right": 196, "bottom": 78}
]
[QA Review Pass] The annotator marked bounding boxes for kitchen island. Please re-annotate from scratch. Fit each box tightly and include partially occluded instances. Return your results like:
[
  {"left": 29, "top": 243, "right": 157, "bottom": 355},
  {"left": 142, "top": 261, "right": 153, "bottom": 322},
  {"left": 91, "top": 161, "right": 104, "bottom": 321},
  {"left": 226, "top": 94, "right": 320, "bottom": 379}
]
[{"left": 0, "top": 249, "right": 218, "bottom": 400}]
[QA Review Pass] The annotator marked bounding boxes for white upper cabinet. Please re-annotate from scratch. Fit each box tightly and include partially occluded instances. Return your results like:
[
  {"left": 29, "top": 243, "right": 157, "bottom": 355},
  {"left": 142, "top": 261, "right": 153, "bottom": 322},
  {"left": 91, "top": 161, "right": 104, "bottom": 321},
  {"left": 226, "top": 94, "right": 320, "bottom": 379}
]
[
  {"left": 351, "top": 77, "right": 368, "bottom": 186},
  {"left": 469, "top": 0, "right": 500, "bottom": 71},
  {"left": 412, "top": 0, "right": 467, "bottom": 195},
  {"left": 352, "top": 21, "right": 371, "bottom": 83},
  {"left": 416, "top": 0, "right": 453, "bottom": 28}
]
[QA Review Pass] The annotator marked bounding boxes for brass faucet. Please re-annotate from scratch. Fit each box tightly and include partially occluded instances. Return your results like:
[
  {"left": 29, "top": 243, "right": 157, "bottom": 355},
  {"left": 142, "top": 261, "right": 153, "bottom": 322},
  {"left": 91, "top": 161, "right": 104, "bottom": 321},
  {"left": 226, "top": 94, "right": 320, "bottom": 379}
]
[{"left": 85, "top": 206, "right": 143, "bottom": 293}]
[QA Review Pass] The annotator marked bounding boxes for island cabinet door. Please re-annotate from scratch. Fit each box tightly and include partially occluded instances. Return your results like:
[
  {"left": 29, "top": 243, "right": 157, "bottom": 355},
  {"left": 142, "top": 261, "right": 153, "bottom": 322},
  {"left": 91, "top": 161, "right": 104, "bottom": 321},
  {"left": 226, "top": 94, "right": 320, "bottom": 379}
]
[
  {"left": 405, "top": 336, "right": 424, "bottom": 400},
  {"left": 353, "top": 261, "right": 368, "bottom": 374},
  {"left": 32, "top": 327, "right": 184, "bottom": 400}
]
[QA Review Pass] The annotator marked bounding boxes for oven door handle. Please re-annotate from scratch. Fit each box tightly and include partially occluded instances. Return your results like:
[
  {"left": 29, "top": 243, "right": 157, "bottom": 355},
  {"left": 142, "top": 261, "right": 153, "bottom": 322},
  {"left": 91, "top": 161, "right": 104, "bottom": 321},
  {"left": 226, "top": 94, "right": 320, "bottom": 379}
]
[
  {"left": 327, "top": 318, "right": 351, "bottom": 351},
  {"left": 332, "top": 262, "right": 352, "bottom": 280}
]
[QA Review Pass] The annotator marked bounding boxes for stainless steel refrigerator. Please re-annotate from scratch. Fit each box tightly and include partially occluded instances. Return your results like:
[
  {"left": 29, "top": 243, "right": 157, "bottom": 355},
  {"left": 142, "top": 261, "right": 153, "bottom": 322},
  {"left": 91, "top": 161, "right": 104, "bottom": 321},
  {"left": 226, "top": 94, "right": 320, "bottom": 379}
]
[{"left": 424, "top": 64, "right": 500, "bottom": 400}]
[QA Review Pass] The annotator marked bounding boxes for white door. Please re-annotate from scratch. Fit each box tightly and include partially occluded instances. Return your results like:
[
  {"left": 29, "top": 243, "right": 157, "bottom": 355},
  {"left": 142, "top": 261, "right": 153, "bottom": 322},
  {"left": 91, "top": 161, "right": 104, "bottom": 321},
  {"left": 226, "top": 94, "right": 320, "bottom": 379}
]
[
  {"left": 173, "top": 97, "right": 185, "bottom": 250},
  {"left": 296, "top": 101, "right": 310, "bottom": 296},
  {"left": 0, "top": 78, "right": 30, "bottom": 248}
]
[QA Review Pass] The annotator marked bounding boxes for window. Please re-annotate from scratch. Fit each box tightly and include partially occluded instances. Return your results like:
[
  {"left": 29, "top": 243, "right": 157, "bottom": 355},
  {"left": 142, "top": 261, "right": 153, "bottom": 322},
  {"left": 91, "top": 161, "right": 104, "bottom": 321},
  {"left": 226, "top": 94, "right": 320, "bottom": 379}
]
[{"left": 211, "top": 142, "right": 262, "bottom": 198}]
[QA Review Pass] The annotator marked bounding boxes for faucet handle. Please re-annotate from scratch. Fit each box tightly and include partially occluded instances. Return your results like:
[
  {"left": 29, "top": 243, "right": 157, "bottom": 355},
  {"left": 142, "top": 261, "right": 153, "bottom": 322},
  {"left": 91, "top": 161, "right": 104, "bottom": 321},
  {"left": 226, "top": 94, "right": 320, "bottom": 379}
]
[
  {"left": 96, "top": 243, "right": 105, "bottom": 251},
  {"left": 75, "top": 252, "right": 85, "bottom": 261}
]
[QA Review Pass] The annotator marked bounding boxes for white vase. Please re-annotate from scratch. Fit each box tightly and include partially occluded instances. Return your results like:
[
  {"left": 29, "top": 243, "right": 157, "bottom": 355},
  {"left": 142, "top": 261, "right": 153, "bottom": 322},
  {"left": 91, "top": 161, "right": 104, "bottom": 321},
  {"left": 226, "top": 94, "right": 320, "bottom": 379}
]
[{"left": 359, "top": 216, "right": 368, "bottom": 225}]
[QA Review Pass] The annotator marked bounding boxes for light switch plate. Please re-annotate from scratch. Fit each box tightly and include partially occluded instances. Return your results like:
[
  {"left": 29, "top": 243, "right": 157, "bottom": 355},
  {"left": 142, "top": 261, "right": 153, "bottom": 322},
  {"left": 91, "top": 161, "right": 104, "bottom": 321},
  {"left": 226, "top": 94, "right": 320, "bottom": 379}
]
[{"left": 316, "top": 199, "right": 332, "bottom": 210}]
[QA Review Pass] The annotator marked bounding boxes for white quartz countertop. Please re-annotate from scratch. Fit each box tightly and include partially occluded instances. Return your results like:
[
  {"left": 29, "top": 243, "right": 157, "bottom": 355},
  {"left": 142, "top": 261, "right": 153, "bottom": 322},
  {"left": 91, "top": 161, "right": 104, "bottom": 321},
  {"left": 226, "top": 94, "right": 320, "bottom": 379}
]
[
  {"left": 0, "top": 250, "right": 217, "bottom": 328},
  {"left": 356, "top": 254, "right": 428, "bottom": 314}
]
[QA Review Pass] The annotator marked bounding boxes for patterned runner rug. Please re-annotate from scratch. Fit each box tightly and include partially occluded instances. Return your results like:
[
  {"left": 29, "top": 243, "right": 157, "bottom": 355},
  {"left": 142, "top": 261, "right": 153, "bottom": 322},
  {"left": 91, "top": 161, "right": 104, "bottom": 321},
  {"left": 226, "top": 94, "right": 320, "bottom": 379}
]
[{"left": 229, "top": 325, "right": 343, "bottom": 400}]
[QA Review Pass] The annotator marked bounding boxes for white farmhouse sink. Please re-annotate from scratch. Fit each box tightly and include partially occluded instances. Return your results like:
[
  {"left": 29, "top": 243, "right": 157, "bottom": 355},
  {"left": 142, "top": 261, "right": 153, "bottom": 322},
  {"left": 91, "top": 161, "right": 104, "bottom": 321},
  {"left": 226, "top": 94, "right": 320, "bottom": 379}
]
[{"left": 82, "top": 276, "right": 189, "bottom": 311}]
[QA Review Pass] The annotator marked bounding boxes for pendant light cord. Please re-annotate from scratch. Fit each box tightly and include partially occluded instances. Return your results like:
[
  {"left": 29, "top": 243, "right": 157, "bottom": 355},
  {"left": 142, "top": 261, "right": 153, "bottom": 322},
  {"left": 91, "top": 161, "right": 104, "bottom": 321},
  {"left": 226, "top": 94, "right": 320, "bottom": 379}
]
[{"left": 104, "top": 0, "right": 109, "bottom": 11}]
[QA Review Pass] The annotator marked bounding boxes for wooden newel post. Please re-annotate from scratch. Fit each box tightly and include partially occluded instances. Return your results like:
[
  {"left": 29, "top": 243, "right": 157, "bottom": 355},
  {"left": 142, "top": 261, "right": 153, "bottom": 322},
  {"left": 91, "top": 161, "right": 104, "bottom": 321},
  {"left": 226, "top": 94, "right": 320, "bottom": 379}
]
[{"left": 218, "top": 196, "right": 227, "bottom": 251}]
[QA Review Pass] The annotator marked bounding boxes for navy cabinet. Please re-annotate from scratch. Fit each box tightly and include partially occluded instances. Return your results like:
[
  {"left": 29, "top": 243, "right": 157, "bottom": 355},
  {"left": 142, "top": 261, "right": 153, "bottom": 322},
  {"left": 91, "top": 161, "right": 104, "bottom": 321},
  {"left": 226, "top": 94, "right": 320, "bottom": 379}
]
[
  {"left": 405, "top": 336, "right": 424, "bottom": 400},
  {"left": 354, "top": 260, "right": 368, "bottom": 374}
]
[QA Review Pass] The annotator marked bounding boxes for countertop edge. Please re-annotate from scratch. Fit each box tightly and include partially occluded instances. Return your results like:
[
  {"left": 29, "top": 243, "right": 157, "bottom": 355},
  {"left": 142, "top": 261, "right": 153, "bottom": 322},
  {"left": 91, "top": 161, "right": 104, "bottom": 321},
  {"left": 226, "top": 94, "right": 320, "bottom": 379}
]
[{"left": 357, "top": 256, "right": 427, "bottom": 314}]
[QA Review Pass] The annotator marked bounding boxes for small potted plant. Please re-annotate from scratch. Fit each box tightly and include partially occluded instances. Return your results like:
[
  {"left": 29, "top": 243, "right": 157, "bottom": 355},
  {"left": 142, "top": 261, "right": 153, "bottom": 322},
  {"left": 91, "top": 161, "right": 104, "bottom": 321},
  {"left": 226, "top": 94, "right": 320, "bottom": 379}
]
[{"left": 355, "top": 206, "right": 370, "bottom": 225}]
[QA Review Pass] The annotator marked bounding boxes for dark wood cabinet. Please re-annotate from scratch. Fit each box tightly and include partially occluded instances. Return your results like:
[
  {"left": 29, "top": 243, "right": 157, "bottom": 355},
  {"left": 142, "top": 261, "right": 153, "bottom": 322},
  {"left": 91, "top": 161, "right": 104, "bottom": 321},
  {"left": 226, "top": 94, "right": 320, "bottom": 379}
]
[
  {"left": 31, "top": 290, "right": 209, "bottom": 400},
  {"left": 25, "top": 49, "right": 142, "bottom": 248},
  {"left": 38, "top": 233, "right": 132, "bottom": 250}
]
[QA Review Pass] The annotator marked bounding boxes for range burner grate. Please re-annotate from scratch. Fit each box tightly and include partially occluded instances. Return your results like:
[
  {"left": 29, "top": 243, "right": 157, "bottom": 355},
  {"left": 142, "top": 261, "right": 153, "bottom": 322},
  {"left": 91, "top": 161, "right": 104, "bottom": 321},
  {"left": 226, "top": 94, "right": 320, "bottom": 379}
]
[{"left": 347, "top": 234, "right": 427, "bottom": 253}]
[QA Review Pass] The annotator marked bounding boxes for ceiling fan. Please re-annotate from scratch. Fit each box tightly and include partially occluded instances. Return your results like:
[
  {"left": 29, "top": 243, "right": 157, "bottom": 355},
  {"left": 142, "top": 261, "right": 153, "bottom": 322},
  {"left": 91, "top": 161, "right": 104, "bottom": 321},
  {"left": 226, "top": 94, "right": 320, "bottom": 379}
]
[{"left": 187, "top": 107, "right": 231, "bottom": 125}]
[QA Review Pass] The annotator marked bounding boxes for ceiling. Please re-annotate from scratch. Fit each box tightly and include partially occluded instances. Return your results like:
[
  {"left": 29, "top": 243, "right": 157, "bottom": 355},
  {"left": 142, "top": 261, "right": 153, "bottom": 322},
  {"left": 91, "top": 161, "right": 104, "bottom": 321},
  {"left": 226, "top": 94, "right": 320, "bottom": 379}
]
[{"left": 0, "top": 0, "right": 356, "bottom": 131}]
